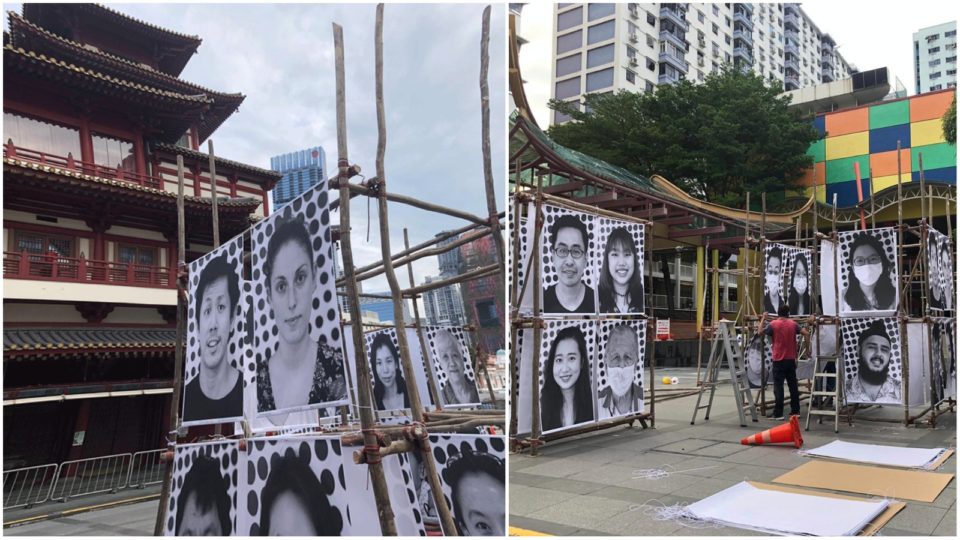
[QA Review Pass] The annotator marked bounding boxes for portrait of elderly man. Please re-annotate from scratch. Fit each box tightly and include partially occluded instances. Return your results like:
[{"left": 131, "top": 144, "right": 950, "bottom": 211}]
[
  {"left": 845, "top": 320, "right": 901, "bottom": 404},
  {"left": 435, "top": 329, "right": 480, "bottom": 406},
  {"left": 543, "top": 213, "right": 595, "bottom": 314},
  {"left": 597, "top": 323, "right": 643, "bottom": 419}
]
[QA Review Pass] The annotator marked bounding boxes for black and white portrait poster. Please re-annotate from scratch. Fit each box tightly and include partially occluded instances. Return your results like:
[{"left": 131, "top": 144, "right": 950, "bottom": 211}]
[
  {"left": 429, "top": 434, "right": 505, "bottom": 536},
  {"left": 932, "top": 318, "right": 956, "bottom": 401},
  {"left": 841, "top": 318, "right": 903, "bottom": 405},
  {"left": 351, "top": 327, "right": 433, "bottom": 412},
  {"left": 744, "top": 334, "right": 773, "bottom": 388},
  {"left": 820, "top": 239, "right": 838, "bottom": 316},
  {"left": 595, "top": 320, "right": 645, "bottom": 420},
  {"left": 165, "top": 441, "right": 240, "bottom": 536},
  {"left": 240, "top": 437, "right": 348, "bottom": 536},
  {"left": 341, "top": 448, "right": 426, "bottom": 535},
  {"left": 183, "top": 236, "right": 247, "bottom": 427},
  {"left": 838, "top": 228, "right": 899, "bottom": 316},
  {"left": 424, "top": 326, "right": 481, "bottom": 408},
  {"left": 763, "top": 243, "right": 812, "bottom": 316},
  {"left": 538, "top": 319, "right": 596, "bottom": 434},
  {"left": 593, "top": 218, "right": 645, "bottom": 315},
  {"left": 251, "top": 183, "right": 349, "bottom": 417},
  {"left": 927, "top": 229, "right": 954, "bottom": 311},
  {"left": 540, "top": 204, "right": 597, "bottom": 315}
]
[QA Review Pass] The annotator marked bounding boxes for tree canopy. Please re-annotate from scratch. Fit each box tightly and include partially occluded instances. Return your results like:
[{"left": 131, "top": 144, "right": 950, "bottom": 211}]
[
  {"left": 548, "top": 67, "right": 821, "bottom": 208},
  {"left": 943, "top": 94, "right": 956, "bottom": 145}
]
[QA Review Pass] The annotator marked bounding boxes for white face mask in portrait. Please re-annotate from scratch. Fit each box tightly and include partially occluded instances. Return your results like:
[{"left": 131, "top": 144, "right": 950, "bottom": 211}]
[
  {"left": 608, "top": 365, "right": 634, "bottom": 396},
  {"left": 793, "top": 276, "right": 807, "bottom": 294},
  {"left": 854, "top": 263, "right": 883, "bottom": 286},
  {"left": 765, "top": 271, "right": 780, "bottom": 295}
]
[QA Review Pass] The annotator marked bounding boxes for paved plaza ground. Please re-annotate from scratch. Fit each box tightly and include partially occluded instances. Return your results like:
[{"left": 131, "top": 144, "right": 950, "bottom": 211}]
[{"left": 510, "top": 367, "right": 957, "bottom": 536}]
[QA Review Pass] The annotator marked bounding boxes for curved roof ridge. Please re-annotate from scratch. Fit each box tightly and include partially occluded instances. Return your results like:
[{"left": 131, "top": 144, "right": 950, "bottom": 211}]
[{"left": 84, "top": 4, "right": 200, "bottom": 45}]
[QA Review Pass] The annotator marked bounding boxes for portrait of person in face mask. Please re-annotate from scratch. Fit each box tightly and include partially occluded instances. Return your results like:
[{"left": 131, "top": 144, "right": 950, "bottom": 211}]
[
  {"left": 842, "top": 232, "right": 896, "bottom": 314},
  {"left": 597, "top": 323, "right": 643, "bottom": 420},
  {"left": 764, "top": 245, "right": 784, "bottom": 315},
  {"left": 929, "top": 231, "right": 944, "bottom": 310},
  {"left": 788, "top": 251, "right": 811, "bottom": 316},
  {"left": 938, "top": 238, "right": 953, "bottom": 311}
]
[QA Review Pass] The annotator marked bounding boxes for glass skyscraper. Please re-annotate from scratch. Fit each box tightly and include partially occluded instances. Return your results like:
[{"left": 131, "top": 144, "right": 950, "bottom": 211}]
[{"left": 269, "top": 146, "right": 326, "bottom": 208}]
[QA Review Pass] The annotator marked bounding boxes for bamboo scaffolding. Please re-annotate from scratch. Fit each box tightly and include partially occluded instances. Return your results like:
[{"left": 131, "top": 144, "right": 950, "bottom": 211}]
[{"left": 403, "top": 228, "right": 443, "bottom": 409}]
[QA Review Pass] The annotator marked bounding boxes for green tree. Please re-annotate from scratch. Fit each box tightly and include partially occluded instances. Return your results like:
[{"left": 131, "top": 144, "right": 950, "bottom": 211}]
[
  {"left": 943, "top": 94, "right": 956, "bottom": 145},
  {"left": 548, "top": 67, "right": 821, "bottom": 208}
]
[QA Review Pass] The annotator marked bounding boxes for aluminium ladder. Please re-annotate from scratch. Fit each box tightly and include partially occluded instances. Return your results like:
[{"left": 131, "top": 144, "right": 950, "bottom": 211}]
[
  {"left": 804, "top": 326, "right": 843, "bottom": 433},
  {"left": 691, "top": 320, "right": 759, "bottom": 426}
]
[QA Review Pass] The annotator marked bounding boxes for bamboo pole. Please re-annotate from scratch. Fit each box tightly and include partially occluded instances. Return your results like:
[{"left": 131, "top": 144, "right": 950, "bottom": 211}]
[
  {"left": 402, "top": 264, "right": 500, "bottom": 296},
  {"left": 153, "top": 156, "right": 187, "bottom": 535},
  {"left": 479, "top": 5, "right": 505, "bottom": 267},
  {"left": 332, "top": 20, "right": 397, "bottom": 535},
  {"left": 371, "top": 6, "right": 457, "bottom": 535},
  {"left": 352, "top": 227, "right": 492, "bottom": 283},
  {"left": 403, "top": 228, "right": 443, "bottom": 409},
  {"left": 206, "top": 141, "right": 224, "bottom": 436},
  {"left": 899, "top": 143, "right": 910, "bottom": 426},
  {"left": 508, "top": 194, "right": 522, "bottom": 446},
  {"left": 529, "top": 178, "right": 544, "bottom": 456},
  {"left": 339, "top": 182, "right": 489, "bottom": 225}
]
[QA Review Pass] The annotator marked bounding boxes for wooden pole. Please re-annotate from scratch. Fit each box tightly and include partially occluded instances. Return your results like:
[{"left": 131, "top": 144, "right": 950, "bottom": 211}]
[
  {"left": 371, "top": 6, "right": 458, "bottom": 535},
  {"left": 153, "top": 155, "right": 187, "bottom": 535},
  {"left": 898, "top": 143, "right": 909, "bottom": 426},
  {"left": 508, "top": 194, "right": 522, "bottom": 446},
  {"left": 332, "top": 20, "right": 397, "bottom": 536},
  {"left": 402, "top": 264, "right": 499, "bottom": 296},
  {"left": 403, "top": 228, "right": 443, "bottom": 409},
  {"left": 207, "top": 140, "right": 223, "bottom": 437},
  {"left": 529, "top": 177, "right": 544, "bottom": 456},
  {"left": 479, "top": 5, "right": 505, "bottom": 267},
  {"left": 352, "top": 227, "right": 492, "bottom": 283}
]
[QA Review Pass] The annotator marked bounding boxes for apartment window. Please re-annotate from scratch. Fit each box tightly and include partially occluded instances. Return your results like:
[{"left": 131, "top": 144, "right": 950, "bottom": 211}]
[
  {"left": 931, "top": 84, "right": 943, "bottom": 91},
  {"left": 713, "top": 5, "right": 719, "bottom": 16},
  {"left": 928, "top": 33, "right": 940, "bottom": 41},
  {"left": 13, "top": 231, "right": 75, "bottom": 258},
  {"left": 555, "top": 77, "right": 581, "bottom": 99},
  {"left": 947, "top": 56, "right": 957, "bottom": 63},
  {"left": 587, "top": 20, "right": 615, "bottom": 44},
  {"left": 930, "top": 59, "right": 942, "bottom": 67},
  {"left": 929, "top": 46, "right": 941, "bottom": 54},
  {"left": 557, "top": 30, "right": 583, "bottom": 54},
  {"left": 946, "top": 30, "right": 957, "bottom": 38},
  {"left": 930, "top": 71, "right": 942, "bottom": 79},
  {"left": 3, "top": 112, "right": 82, "bottom": 160},
  {"left": 647, "top": 34, "right": 655, "bottom": 48},
  {"left": 725, "top": 34, "right": 731, "bottom": 45},
  {"left": 646, "top": 57, "right": 656, "bottom": 71},
  {"left": 725, "top": 16, "right": 731, "bottom": 27},
  {"left": 725, "top": 52, "right": 731, "bottom": 62},
  {"left": 626, "top": 44, "right": 638, "bottom": 59},
  {"left": 556, "top": 53, "right": 581, "bottom": 77},
  {"left": 697, "top": 10, "right": 705, "bottom": 23},
  {"left": 118, "top": 244, "right": 158, "bottom": 266},
  {"left": 645, "top": 81, "right": 656, "bottom": 92},
  {"left": 91, "top": 133, "right": 135, "bottom": 170},
  {"left": 586, "top": 68, "right": 614, "bottom": 92},
  {"left": 712, "top": 23, "right": 719, "bottom": 36},
  {"left": 626, "top": 69, "right": 636, "bottom": 83},
  {"left": 588, "top": 3, "right": 615, "bottom": 21},
  {"left": 587, "top": 44, "right": 615, "bottom": 68},
  {"left": 557, "top": 7, "right": 582, "bottom": 31},
  {"left": 647, "top": 12, "right": 655, "bottom": 26},
  {"left": 947, "top": 69, "right": 957, "bottom": 76}
]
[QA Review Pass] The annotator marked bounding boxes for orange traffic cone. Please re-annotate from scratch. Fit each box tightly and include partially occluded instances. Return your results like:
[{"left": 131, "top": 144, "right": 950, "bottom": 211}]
[{"left": 740, "top": 415, "right": 803, "bottom": 448}]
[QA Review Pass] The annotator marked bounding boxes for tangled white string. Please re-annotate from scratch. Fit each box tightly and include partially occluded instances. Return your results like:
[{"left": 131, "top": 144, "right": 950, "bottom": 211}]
[
  {"left": 632, "top": 464, "right": 718, "bottom": 480},
  {"left": 628, "top": 500, "right": 722, "bottom": 530}
]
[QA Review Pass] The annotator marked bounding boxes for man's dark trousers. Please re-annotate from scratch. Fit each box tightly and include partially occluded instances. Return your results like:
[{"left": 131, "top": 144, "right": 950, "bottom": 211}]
[{"left": 772, "top": 359, "right": 800, "bottom": 417}]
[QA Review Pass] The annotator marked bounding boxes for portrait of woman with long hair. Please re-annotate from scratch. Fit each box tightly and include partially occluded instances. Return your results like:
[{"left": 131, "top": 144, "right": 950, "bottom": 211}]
[
  {"left": 842, "top": 232, "right": 896, "bottom": 313},
  {"left": 788, "top": 251, "right": 811, "bottom": 316},
  {"left": 598, "top": 226, "right": 645, "bottom": 314},
  {"left": 369, "top": 332, "right": 410, "bottom": 411},
  {"left": 540, "top": 325, "right": 594, "bottom": 432}
]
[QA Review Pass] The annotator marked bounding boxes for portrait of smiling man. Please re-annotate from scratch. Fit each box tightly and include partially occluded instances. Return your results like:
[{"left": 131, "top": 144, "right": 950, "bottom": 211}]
[
  {"left": 845, "top": 319, "right": 902, "bottom": 405},
  {"left": 543, "top": 213, "right": 595, "bottom": 314}
]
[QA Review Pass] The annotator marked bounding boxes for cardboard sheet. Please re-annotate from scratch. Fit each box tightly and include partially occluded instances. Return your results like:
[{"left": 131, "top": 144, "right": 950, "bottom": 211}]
[
  {"left": 748, "top": 482, "right": 906, "bottom": 536},
  {"left": 687, "top": 481, "right": 889, "bottom": 536},
  {"left": 801, "top": 440, "right": 953, "bottom": 470},
  {"left": 773, "top": 460, "right": 954, "bottom": 502}
]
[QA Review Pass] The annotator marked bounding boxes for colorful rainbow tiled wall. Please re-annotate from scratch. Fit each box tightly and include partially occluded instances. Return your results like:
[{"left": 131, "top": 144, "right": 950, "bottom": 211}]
[{"left": 797, "top": 89, "right": 956, "bottom": 207}]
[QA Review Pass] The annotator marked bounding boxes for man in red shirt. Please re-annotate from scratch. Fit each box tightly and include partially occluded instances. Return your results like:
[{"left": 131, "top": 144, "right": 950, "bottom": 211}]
[{"left": 759, "top": 305, "right": 811, "bottom": 420}]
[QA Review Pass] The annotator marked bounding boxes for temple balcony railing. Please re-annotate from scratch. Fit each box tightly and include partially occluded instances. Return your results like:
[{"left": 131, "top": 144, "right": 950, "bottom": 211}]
[
  {"left": 3, "top": 142, "right": 162, "bottom": 190},
  {"left": 3, "top": 251, "right": 174, "bottom": 289}
]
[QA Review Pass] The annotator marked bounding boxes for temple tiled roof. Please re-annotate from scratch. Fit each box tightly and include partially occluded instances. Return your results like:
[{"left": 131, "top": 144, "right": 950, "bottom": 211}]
[
  {"left": 153, "top": 143, "right": 281, "bottom": 181},
  {"left": 4, "top": 326, "right": 176, "bottom": 354}
]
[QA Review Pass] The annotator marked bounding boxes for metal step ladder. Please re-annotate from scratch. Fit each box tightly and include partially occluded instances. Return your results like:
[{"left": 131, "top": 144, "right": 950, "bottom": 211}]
[
  {"left": 691, "top": 320, "right": 759, "bottom": 427},
  {"left": 804, "top": 353, "right": 842, "bottom": 433}
]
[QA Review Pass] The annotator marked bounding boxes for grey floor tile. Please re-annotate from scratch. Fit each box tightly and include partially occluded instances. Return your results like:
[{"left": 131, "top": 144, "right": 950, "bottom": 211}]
[{"left": 885, "top": 504, "right": 949, "bottom": 535}]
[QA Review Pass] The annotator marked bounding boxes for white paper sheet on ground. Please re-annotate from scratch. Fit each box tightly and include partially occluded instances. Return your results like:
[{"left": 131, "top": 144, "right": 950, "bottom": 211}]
[
  {"left": 685, "top": 481, "right": 888, "bottom": 536},
  {"left": 801, "top": 440, "right": 948, "bottom": 470}
]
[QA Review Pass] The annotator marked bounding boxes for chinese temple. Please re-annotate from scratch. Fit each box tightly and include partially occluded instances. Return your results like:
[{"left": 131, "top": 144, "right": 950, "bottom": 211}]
[{"left": 3, "top": 4, "right": 280, "bottom": 466}]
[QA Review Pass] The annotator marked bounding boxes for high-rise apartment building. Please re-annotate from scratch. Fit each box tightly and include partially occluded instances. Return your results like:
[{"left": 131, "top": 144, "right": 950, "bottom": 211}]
[
  {"left": 551, "top": 3, "right": 855, "bottom": 124},
  {"left": 423, "top": 277, "right": 467, "bottom": 326},
  {"left": 269, "top": 146, "right": 326, "bottom": 208},
  {"left": 913, "top": 22, "right": 957, "bottom": 94}
]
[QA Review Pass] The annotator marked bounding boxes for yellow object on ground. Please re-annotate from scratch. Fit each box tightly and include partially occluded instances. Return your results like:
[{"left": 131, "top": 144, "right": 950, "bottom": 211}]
[{"left": 509, "top": 526, "right": 552, "bottom": 536}]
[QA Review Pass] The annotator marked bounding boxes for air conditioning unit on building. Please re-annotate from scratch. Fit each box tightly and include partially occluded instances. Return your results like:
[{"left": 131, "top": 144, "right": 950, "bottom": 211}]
[
  {"left": 629, "top": 57, "right": 639, "bottom": 67},
  {"left": 630, "top": 7, "right": 639, "bottom": 19},
  {"left": 698, "top": 38, "right": 706, "bottom": 48},
  {"left": 629, "top": 33, "right": 639, "bottom": 43},
  {"left": 698, "top": 58, "right": 705, "bottom": 67}
]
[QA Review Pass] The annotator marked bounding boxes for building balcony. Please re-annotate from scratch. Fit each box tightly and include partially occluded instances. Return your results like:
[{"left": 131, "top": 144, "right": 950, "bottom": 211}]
[
  {"left": 734, "top": 29, "right": 754, "bottom": 47},
  {"left": 785, "top": 74, "right": 800, "bottom": 90},
  {"left": 785, "top": 40, "right": 799, "bottom": 56},
  {"left": 733, "top": 46, "right": 754, "bottom": 64},
  {"left": 736, "top": 2, "right": 755, "bottom": 15},
  {"left": 660, "top": 28, "right": 688, "bottom": 52},
  {"left": 4, "top": 143, "right": 162, "bottom": 190},
  {"left": 659, "top": 51, "right": 689, "bottom": 73},
  {"left": 822, "top": 69, "right": 835, "bottom": 83},
  {"left": 822, "top": 54, "right": 835, "bottom": 68},
  {"left": 4, "top": 251, "right": 174, "bottom": 289},
  {"left": 659, "top": 5, "right": 689, "bottom": 32},
  {"left": 784, "top": 12, "right": 800, "bottom": 31},
  {"left": 733, "top": 10, "right": 752, "bottom": 27},
  {"left": 785, "top": 58, "right": 800, "bottom": 73},
  {"left": 658, "top": 71, "right": 682, "bottom": 85},
  {"left": 822, "top": 40, "right": 834, "bottom": 54},
  {"left": 785, "top": 29, "right": 799, "bottom": 43}
]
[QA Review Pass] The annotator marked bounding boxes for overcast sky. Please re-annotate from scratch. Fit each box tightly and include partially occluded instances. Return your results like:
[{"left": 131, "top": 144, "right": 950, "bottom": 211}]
[
  {"left": 518, "top": 1, "right": 957, "bottom": 127},
  {"left": 5, "top": 3, "right": 506, "bottom": 301}
]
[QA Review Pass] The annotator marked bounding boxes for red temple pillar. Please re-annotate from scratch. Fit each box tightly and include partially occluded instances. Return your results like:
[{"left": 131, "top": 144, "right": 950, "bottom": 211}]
[
  {"left": 192, "top": 164, "right": 202, "bottom": 197},
  {"left": 230, "top": 172, "right": 238, "bottom": 198},
  {"left": 262, "top": 191, "right": 270, "bottom": 217},
  {"left": 133, "top": 131, "right": 147, "bottom": 178},
  {"left": 66, "top": 400, "right": 91, "bottom": 461},
  {"left": 79, "top": 118, "right": 94, "bottom": 167}
]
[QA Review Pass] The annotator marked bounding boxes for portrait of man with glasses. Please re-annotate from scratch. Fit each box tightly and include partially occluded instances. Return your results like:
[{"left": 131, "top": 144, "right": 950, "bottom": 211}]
[
  {"left": 543, "top": 213, "right": 596, "bottom": 314},
  {"left": 840, "top": 230, "right": 898, "bottom": 315}
]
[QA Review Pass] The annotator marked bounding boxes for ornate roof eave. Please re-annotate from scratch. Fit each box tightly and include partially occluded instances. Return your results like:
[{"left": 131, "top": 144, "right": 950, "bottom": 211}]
[
  {"left": 8, "top": 12, "right": 243, "bottom": 105},
  {"left": 3, "top": 326, "right": 177, "bottom": 358},
  {"left": 778, "top": 181, "right": 957, "bottom": 227},
  {"left": 152, "top": 142, "right": 281, "bottom": 185},
  {"left": 3, "top": 157, "right": 263, "bottom": 216},
  {"left": 23, "top": 4, "right": 201, "bottom": 76}
]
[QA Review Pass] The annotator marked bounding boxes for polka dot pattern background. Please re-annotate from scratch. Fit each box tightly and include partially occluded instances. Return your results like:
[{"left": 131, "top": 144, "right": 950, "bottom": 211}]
[
  {"left": 250, "top": 184, "right": 346, "bottom": 415},
  {"left": 928, "top": 229, "right": 955, "bottom": 311},
  {"left": 165, "top": 441, "right": 240, "bottom": 536},
  {"left": 423, "top": 326, "right": 479, "bottom": 404},
  {"left": 540, "top": 205, "right": 596, "bottom": 314},
  {"left": 838, "top": 227, "right": 899, "bottom": 315},
  {"left": 593, "top": 218, "right": 645, "bottom": 315},
  {"left": 595, "top": 319, "right": 646, "bottom": 419},
  {"left": 744, "top": 334, "right": 774, "bottom": 388},
  {"left": 239, "top": 437, "right": 347, "bottom": 536},
  {"left": 429, "top": 434, "right": 506, "bottom": 536},
  {"left": 185, "top": 235, "right": 247, "bottom": 386},
  {"left": 538, "top": 319, "right": 596, "bottom": 434},
  {"left": 840, "top": 317, "right": 903, "bottom": 400},
  {"left": 363, "top": 327, "right": 434, "bottom": 411}
]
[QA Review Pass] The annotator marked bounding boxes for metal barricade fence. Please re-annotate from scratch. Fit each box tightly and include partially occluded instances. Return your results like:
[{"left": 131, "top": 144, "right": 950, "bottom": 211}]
[
  {"left": 127, "top": 449, "right": 166, "bottom": 489},
  {"left": 49, "top": 453, "right": 132, "bottom": 502},
  {"left": 3, "top": 464, "right": 58, "bottom": 509}
]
